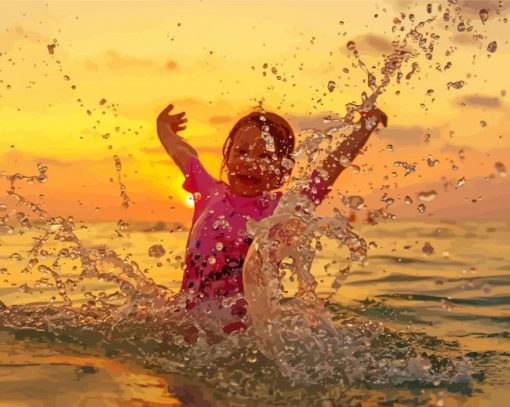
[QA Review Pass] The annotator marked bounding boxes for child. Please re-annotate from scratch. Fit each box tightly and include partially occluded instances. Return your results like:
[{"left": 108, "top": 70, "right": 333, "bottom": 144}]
[{"left": 156, "top": 104, "right": 387, "bottom": 321}]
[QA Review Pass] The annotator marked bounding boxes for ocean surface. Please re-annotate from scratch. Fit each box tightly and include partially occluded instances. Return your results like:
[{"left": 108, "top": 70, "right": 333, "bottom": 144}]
[{"left": 0, "top": 219, "right": 509, "bottom": 406}]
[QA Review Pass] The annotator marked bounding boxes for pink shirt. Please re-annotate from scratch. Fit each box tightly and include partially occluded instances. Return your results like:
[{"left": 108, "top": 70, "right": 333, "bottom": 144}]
[{"left": 181, "top": 156, "right": 330, "bottom": 302}]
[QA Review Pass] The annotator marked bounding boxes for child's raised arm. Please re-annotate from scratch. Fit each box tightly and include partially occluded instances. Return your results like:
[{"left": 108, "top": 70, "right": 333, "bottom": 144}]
[
  {"left": 320, "top": 108, "right": 387, "bottom": 189},
  {"left": 156, "top": 103, "right": 198, "bottom": 174}
]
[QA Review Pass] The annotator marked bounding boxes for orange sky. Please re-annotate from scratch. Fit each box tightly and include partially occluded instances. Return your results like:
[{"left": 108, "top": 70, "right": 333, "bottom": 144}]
[{"left": 1, "top": 1, "right": 509, "bottom": 223}]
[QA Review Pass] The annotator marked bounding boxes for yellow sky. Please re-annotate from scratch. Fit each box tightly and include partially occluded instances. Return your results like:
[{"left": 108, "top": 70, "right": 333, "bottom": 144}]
[{"left": 1, "top": 1, "right": 509, "bottom": 222}]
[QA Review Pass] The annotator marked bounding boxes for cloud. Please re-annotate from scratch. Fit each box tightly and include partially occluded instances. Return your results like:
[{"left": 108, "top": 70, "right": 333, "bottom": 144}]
[
  {"left": 285, "top": 112, "right": 338, "bottom": 131},
  {"left": 84, "top": 59, "right": 99, "bottom": 70},
  {"left": 377, "top": 125, "right": 430, "bottom": 145},
  {"left": 453, "top": 94, "right": 502, "bottom": 109},
  {"left": 0, "top": 23, "right": 53, "bottom": 54},
  {"left": 165, "top": 60, "right": 178, "bottom": 70},
  {"left": 209, "top": 115, "right": 232, "bottom": 124},
  {"left": 450, "top": 33, "right": 483, "bottom": 47},
  {"left": 34, "top": 157, "right": 73, "bottom": 168},
  {"left": 106, "top": 50, "right": 154, "bottom": 70},
  {"left": 439, "top": 143, "right": 477, "bottom": 153},
  {"left": 140, "top": 146, "right": 163, "bottom": 155},
  {"left": 286, "top": 114, "right": 437, "bottom": 148},
  {"left": 140, "top": 144, "right": 221, "bottom": 156},
  {"left": 339, "top": 34, "right": 396, "bottom": 56},
  {"left": 452, "top": 1, "right": 510, "bottom": 17}
]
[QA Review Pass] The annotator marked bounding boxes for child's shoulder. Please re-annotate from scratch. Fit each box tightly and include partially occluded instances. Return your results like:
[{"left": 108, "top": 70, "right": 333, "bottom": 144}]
[{"left": 183, "top": 156, "right": 220, "bottom": 194}]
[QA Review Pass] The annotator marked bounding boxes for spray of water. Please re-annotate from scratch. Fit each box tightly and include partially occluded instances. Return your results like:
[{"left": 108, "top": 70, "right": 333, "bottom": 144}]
[{"left": 0, "top": 3, "right": 489, "bottom": 400}]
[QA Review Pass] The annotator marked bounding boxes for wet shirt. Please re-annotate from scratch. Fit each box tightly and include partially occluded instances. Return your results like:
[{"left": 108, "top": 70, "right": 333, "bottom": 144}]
[{"left": 181, "top": 156, "right": 329, "bottom": 301}]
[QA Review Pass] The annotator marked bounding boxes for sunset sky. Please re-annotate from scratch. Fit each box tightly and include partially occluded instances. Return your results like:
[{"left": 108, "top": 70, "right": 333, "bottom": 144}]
[{"left": 1, "top": 0, "right": 509, "bottom": 223}]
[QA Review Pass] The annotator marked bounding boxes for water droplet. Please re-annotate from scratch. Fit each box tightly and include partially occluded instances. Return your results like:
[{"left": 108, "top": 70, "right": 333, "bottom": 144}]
[
  {"left": 208, "top": 256, "right": 216, "bottom": 265},
  {"left": 418, "top": 190, "right": 437, "bottom": 202},
  {"left": 346, "top": 41, "right": 356, "bottom": 51},
  {"left": 457, "top": 177, "right": 466, "bottom": 187},
  {"left": 487, "top": 41, "right": 497, "bottom": 53},
  {"left": 480, "top": 120, "right": 487, "bottom": 127},
  {"left": 479, "top": 8, "right": 489, "bottom": 23},
  {"left": 417, "top": 203, "right": 426, "bottom": 213},
  {"left": 148, "top": 244, "right": 166, "bottom": 258},
  {"left": 9, "top": 253, "right": 23, "bottom": 262},
  {"left": 427, "top": 157, "right": 439, "bottom": 167},
  {"left": 447, "top": 80, "right": 465, "bottom": 90},
  {"left": 441, "top": 298, "right": 453, "bottom": 312},
  {"left": 457, "top": 21, "right": 466, "bottom": 32},
  {"left": 281, "top": 157, "right": 294, "bottom": 170},
  {"left": 422, "top": 241, "right": 434, "bottom": 256},
  {"left": 47, "top": 43, "right": 56, "bottom": 55},
  {"left": 343, "top": 195, "right": 365, "bottom": 210},
  {"left": 215, "top": 241, "right": 224, "bottom": 251},
  {"left": 327, "top": 80, "right": 336, "bottom": 92},
  {"left": 495, "top": 161, "right": 507, "bottom": 177},
  {"left": 404, "top": 195, "right": 413, "bottom": 205}
]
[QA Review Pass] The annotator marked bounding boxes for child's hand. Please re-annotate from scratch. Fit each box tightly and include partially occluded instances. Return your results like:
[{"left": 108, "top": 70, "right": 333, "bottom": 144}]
[{"left": 157, "top": 104, "right": 187, "bottom": 136}]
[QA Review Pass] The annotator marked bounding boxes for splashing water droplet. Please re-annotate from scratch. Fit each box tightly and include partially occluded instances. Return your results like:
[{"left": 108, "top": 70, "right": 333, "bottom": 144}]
[
  {"left": 495, "top": 162, "right": 507, "bottom": 177},
  {"left": 327, "top": 80, "right": 336, "bottom": 92},
  {"left": 148, "top": 244, "right": 166, "bottom": 258},
  {"left": 417, "top": 203, "right": 426, "bottom": 213},
  {"left": 343, "top": 195, "right": 365, "bottom": 210},
  {"left": 404, "top": 195, "right": 413, "bottom": 205},
  {"left": 479, "top": 8, "right": 489, "bottom": 23},
  {"left": 441, "top": 298, "right": 453, "bottom": 312},
  {"left": 418, "top": 190, "right": 437, "bottom": 202},
  {"left": 9, "top": 253, "right": 23, "bottom": 262},
  {"left": 346, "top": 41, "right": 356, "bottom": 51},
  {"left": 427, "top": 157, "right": 439, "bottom": 167},
  {"left": 487, "top": 41, "right": 497, "bottom": 53},
  {"left": 447, "top": 80, "right": 465, "bottom": 90},
  {"left": 422, "top": 242, "right": 434, "bottom": 256},
  {"left": 457, "top": 177, "right": 466, "bottom": 187}
]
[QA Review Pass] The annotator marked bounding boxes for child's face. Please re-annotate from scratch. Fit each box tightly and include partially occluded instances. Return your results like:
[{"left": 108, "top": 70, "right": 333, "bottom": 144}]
[{"left": 225, "top": 126, "right": 288, "bottom": 196}]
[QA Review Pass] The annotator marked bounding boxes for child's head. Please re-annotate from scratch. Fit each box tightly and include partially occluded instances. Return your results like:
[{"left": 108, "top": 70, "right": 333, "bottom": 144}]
[{"left": 221, "top": 111, "right": 295, "bottom": 196}]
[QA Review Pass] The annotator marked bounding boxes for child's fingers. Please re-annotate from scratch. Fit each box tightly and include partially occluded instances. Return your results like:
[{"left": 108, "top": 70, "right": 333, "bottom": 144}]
[
  {"left": 169, "top": 112, "right": 186, "bottom": 121},
  {"left": 176, "top": 125, "right": 187, "bottom": 132},
  {"left": 160, "top": 103, "right": 174, "bottom": 116}
]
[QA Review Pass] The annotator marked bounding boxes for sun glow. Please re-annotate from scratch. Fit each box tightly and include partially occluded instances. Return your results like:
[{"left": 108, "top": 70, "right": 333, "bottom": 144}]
[{"left": 185, "top": 193, "right": 195, "bottom": 208}]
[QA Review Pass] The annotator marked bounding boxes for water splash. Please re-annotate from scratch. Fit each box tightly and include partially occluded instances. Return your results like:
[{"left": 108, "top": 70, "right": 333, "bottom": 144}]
[{"left": 0, "top": 2, "right": 487, "bottom": 399}]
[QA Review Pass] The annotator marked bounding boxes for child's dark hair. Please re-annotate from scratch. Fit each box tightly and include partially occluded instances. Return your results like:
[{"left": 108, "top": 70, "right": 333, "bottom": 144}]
[{"left": 220, "top": 111, "right": 295, "bottom": 179}]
